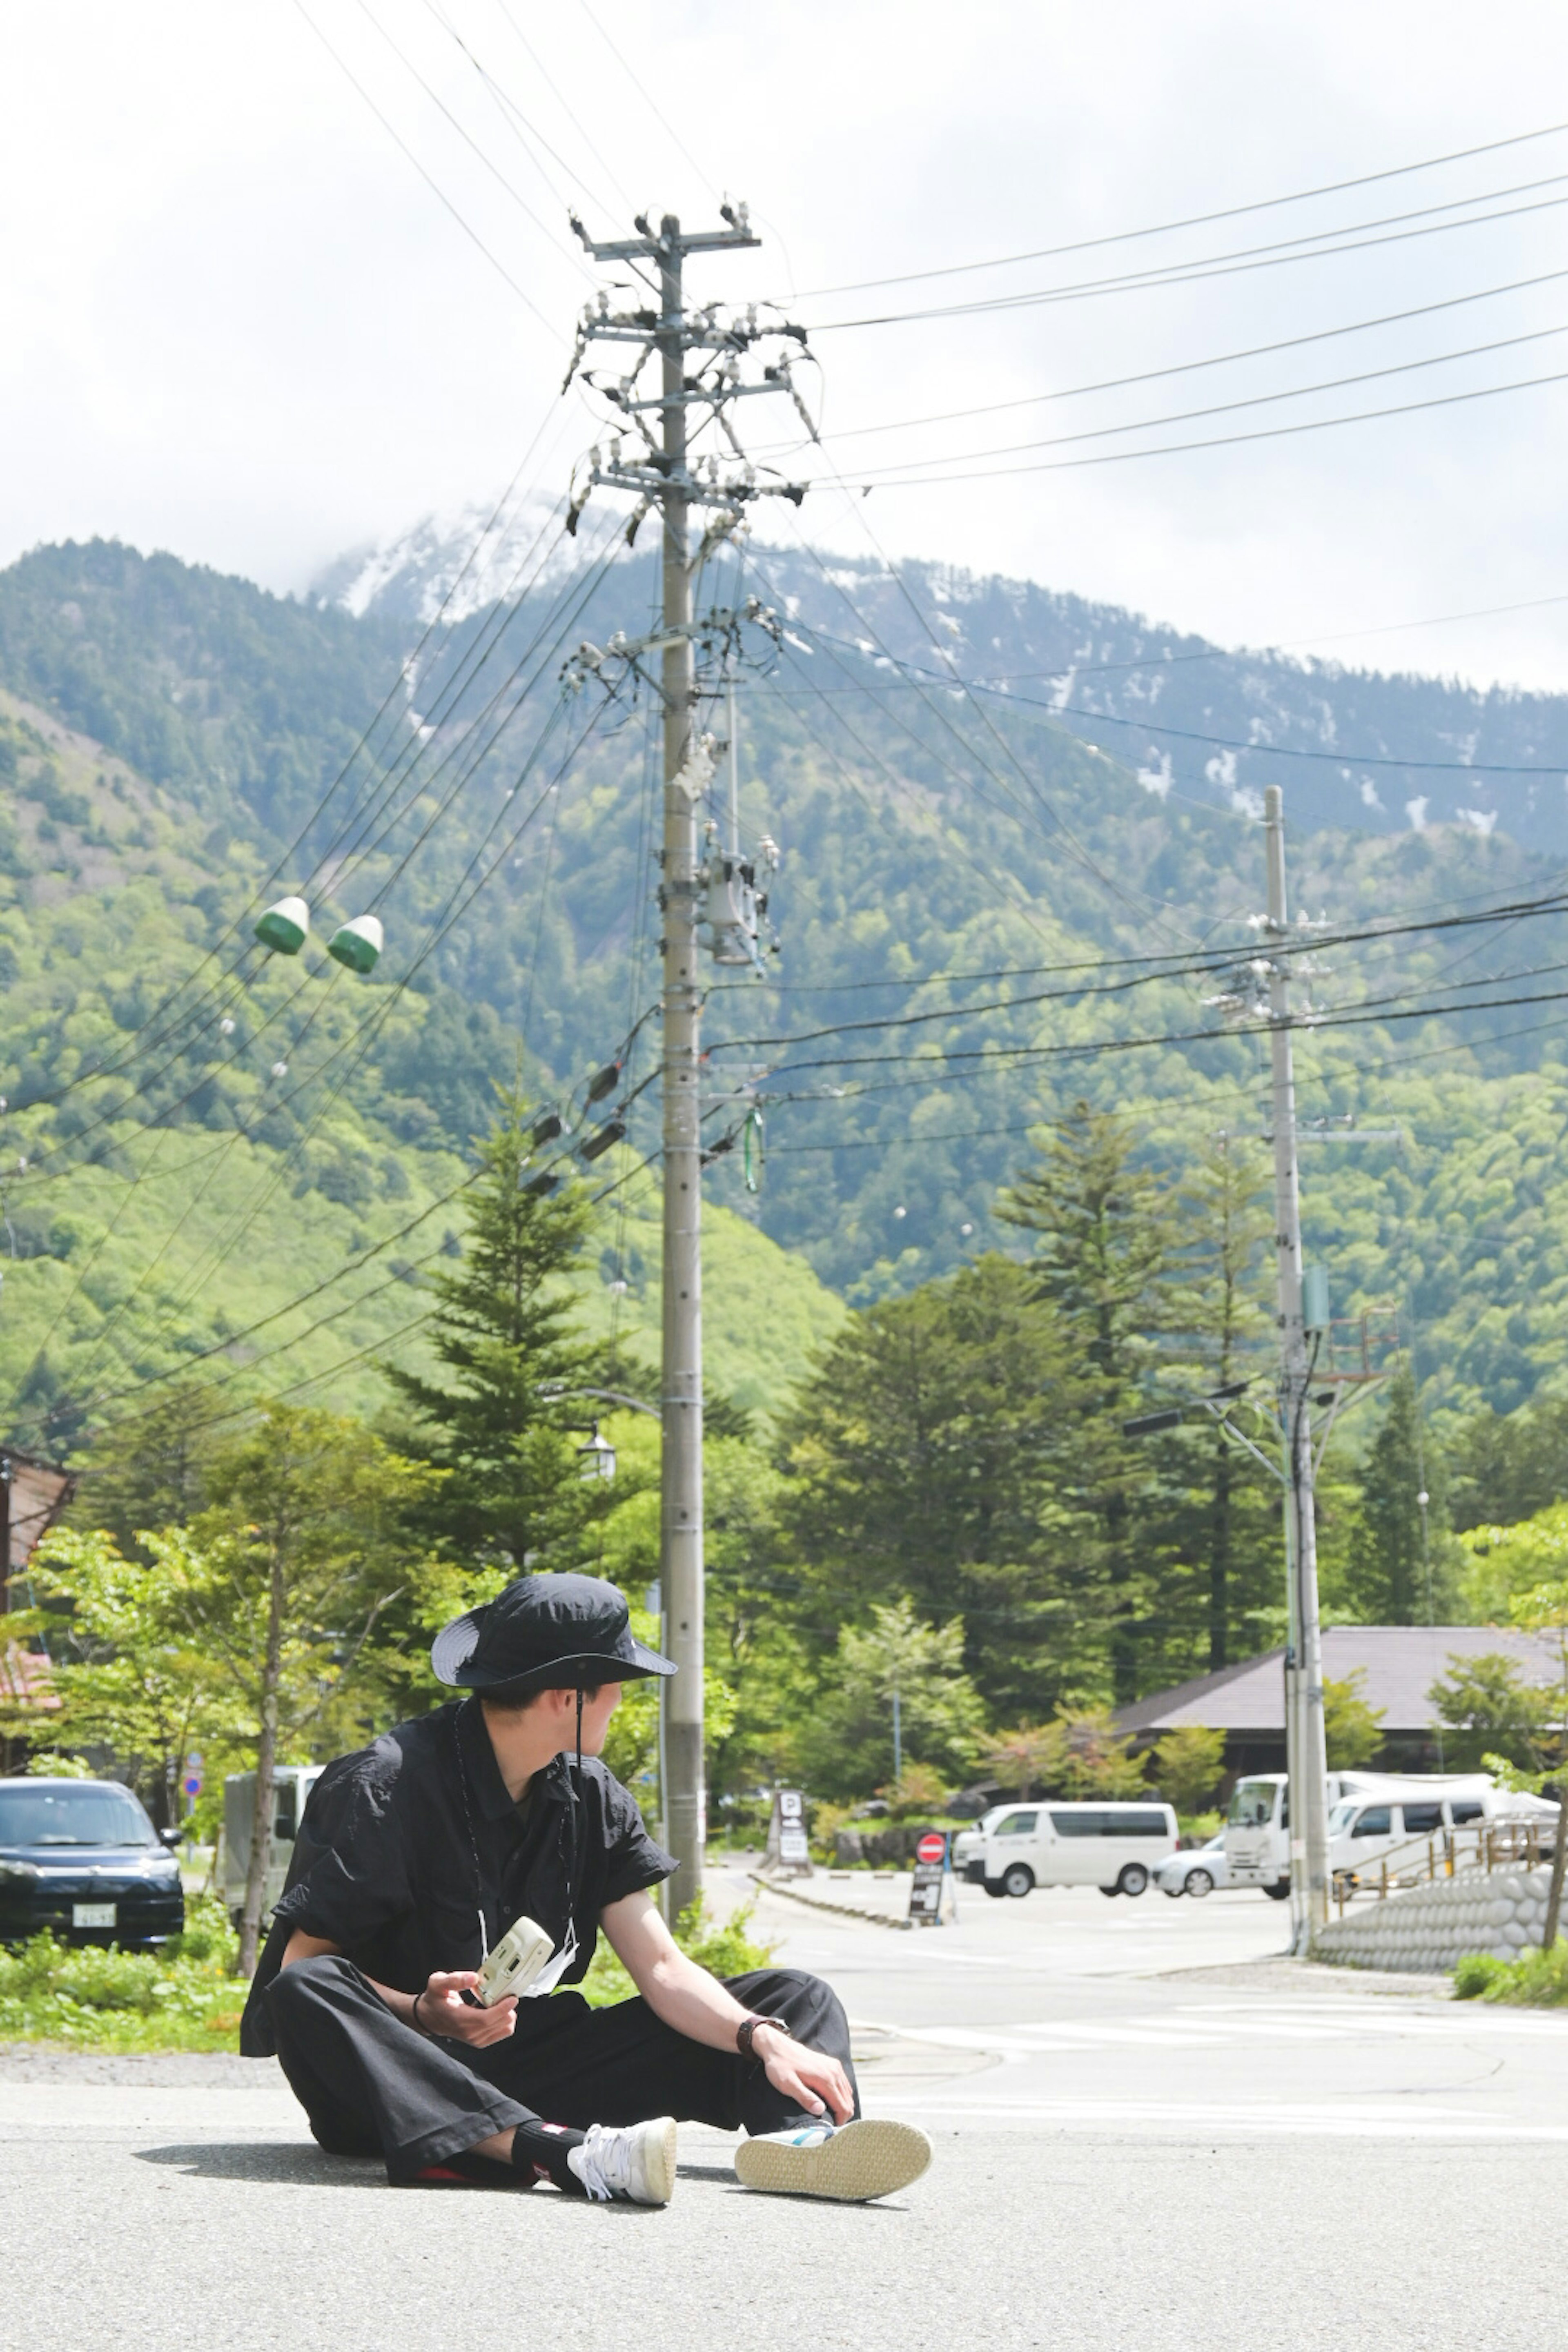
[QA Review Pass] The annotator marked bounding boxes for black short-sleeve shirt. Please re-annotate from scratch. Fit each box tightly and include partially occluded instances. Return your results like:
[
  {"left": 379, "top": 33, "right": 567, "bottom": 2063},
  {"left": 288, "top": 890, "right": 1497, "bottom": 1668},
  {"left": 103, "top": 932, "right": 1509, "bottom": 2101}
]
[{"left": 240, "top": 1698, "right": 673, "bottom": 2057}]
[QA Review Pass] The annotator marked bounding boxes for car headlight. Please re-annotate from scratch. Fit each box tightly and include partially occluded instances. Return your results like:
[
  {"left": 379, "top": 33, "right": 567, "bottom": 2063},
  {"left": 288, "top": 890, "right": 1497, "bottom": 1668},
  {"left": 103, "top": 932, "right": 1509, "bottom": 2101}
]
[{"left": 0, "top": 1860, "right": 40, "bottom": 1884}]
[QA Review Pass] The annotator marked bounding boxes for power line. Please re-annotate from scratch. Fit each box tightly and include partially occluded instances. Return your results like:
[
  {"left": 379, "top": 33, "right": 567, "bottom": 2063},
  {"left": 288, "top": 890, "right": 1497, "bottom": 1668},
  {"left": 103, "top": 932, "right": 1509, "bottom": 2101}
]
[
  {"left": 805, "top": 183, "right": 1568, "bottom": 336},
  {"left": 351, "top": 0, "right": 594, "bottom": 276},
  {"left": 837, "top": 316, "right": 1568, "bottom": 482},
  {"left": 758, "top": 264, "right": 1568, "bottom": 450},
  {"left": 291, "top": 0, "right": 562, "bottom": 333},
  {"left": 804, "top": 359, "right": 1568, "bottom": 487},
  {"left": 795, "top": 118, "right": 1568, "bottom": 298},
  {"left": 796, "top": 623, "right": 1568, "bottom": 775}
]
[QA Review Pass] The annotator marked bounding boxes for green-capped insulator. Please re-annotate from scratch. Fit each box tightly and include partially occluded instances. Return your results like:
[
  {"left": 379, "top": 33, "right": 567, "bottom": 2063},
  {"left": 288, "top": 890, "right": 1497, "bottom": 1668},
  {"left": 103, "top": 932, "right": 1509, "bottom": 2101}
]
[
  {"left": 327, "top": 915, "right": 383, "bottom": 974},
  {"left": 255, "top": 896, "right": 310, "bottom": 955}
]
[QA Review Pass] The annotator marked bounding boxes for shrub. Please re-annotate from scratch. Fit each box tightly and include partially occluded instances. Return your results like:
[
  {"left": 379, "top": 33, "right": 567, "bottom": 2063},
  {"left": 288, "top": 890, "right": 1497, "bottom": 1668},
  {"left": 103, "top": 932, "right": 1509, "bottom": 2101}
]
[
  {"left": 0, "top": 1900, "right": 244, "bottom": 2049},
  {"left": 1456, "top": 1941, "right": 1568, "bottom": 2006},
  {"left": 1453, "top": 1951, "right": 1509, "bottom": 2000}
]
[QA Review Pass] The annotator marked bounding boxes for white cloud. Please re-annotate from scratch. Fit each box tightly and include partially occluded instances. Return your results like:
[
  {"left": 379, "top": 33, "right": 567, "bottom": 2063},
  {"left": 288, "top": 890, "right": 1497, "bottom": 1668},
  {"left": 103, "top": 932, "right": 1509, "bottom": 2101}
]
[{"left": 1405, "top": 796, "right": 1431, "bottom": 830}]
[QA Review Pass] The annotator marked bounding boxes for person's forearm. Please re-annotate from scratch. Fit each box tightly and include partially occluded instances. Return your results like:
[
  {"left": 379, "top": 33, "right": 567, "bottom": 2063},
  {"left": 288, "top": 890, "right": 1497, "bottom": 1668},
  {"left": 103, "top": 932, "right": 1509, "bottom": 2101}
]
[{"left": 636, "top": 1947, "right": 768, "bottom": 2053}]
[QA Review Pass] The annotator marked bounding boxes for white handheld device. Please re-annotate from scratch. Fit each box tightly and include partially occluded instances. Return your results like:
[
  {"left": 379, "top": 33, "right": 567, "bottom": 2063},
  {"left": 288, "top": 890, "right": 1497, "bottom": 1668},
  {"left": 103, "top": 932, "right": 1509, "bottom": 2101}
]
[{"left": 474, "top": 1914, "right": 557, "bottom": 2006}]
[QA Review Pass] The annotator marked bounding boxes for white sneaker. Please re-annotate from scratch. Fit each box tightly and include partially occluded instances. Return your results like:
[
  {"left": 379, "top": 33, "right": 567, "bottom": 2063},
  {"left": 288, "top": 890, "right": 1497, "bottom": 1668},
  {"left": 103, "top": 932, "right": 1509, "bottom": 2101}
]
[
  {"left": 734, "top": 2118, "right": 933, "bottom": 2202},
  {"left": 567, "top": 2118, "right": 678, "bottom": 2206}
]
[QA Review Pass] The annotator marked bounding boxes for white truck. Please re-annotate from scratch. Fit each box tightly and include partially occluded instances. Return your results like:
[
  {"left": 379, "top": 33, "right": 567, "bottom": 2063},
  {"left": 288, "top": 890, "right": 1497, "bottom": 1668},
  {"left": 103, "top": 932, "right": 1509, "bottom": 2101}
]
[
  {"left": 223, "top": 1766, "right": 325, "bottom": 1929},
  {"left": 1224, "top": 1768, "right": 1539, "bottom": 1898}
]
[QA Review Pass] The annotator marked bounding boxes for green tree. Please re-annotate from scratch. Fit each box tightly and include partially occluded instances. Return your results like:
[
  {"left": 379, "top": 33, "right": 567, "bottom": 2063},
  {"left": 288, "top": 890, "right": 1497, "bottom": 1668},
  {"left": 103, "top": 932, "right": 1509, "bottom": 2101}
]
[
  {"left": 67, "top": 1388, "right": 218, "bottom": 1559},
  {"left": 976, "top": 1721, "right": 1069, "bottom": 1800},
  {"left": 1448, "top": 1398, "right": 1568, "bottom": 1532},
  {"left": 780, "top": 1254, "right": 1089, "bottom": 1721},
  {"left": 793, "top": 1598, "right": 984, "bottom": 1803},
  {"left": 1149, "top": 1722, "right": 1226, "bottom": 1814},
  {"left": 1428, "top": 1651, "right": 1550, "bottom": 1773},
  {"left": 998, "top": 1102, "right": 1178, "bottom": 1701},
  {"left": 1323, "top": 1669, "right": 1386, "bottom": 1768},
  {"left": 11, "top": 1526, "right": 239, "bottom": 1826},
  {"left": 1055, "top": 1706, "right": 1147, "bottom": 1797},
  {"left": 1349, "top": 1366, "right": 1452, "bottom": 1623},
  {"left": 176, "top": 1404, "right": 439, "bottom": 1974},
  {"left": 385, "top": 1087, "right": 604, "bottom": 1573},
  {"left": 1168, "top": 1140, "right": 1278, "bottom": 1671}
]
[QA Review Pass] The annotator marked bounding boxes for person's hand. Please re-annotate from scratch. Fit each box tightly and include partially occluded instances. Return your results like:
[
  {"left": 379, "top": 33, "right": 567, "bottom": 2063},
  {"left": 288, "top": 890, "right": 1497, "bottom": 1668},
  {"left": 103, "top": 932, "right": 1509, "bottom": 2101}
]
[
  {"left": 754, "top": 2025, "right": 854, "bottom": 2125},
  {"left": 414, "top": 1970, "right": 517, "bottom": 2047}
]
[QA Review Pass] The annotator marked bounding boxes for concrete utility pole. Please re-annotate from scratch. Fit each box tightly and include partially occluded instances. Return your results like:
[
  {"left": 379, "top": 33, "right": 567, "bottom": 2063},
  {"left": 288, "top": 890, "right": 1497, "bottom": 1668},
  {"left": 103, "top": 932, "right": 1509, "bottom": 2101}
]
[
  {"left": 1262, "top": 785, "right": 1332, "bottom": 1948},
  {"left": 654, "top": 221, "right": 706, "bottom": 1927},
  {"left": 564, "top": 207, "right": 808, "bottom": 1925}
]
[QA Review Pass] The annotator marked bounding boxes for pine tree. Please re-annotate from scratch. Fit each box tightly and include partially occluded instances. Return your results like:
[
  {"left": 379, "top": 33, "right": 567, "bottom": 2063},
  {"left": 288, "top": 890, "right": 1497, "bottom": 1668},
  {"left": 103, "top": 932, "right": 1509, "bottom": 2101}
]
[
  {"left": 1352, "top": 1365, "right": 1450, "bottom": 1623},
  {"left": 385, "top": 1089, "right": 603, "bottom": 1572},
  {"left": 997, "top": 1102, "right": 1178, "bottom": 1701},
  {"left": 1170, "top": 1138, "right": 1278, "bottom": 1671}
]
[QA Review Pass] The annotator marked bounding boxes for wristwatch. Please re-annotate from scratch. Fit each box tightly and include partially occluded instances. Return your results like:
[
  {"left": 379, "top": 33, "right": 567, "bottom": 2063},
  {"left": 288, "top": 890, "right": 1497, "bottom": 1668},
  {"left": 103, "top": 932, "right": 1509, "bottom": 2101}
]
[{"left": 736, "top": 2013, "right": 771, "bottom": 2061}]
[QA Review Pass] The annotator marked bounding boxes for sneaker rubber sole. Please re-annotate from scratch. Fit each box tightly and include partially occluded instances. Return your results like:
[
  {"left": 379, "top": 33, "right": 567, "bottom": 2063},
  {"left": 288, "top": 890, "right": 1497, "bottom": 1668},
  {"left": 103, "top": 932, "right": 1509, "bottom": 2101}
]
[
  {"left": 733, "top": 2118, "right": 932, "bottom": 2203},
  {"left": 631, "top": 2116, "right": 679, "bottom": 2206}
]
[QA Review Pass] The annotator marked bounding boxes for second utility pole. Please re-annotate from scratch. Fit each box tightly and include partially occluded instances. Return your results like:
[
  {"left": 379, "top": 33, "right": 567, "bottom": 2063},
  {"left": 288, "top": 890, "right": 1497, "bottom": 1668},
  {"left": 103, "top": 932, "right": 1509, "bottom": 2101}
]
[{"left": 1262, "top": 784, "right": 1331, "bottom": 1948}]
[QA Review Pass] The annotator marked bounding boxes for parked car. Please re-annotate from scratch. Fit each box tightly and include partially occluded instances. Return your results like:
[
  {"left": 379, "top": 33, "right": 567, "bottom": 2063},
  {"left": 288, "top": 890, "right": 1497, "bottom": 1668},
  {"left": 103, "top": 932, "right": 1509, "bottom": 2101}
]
[
  {"left": 0, "top": 1777, "right": 185, "bottom": 1948},
  {"left": 952, "top": 1806, "right": 1014, "bottom": 1877},
  {"left": 1153, "top": 1831, "right": 1231, "bottom": 1898},
  {"left": 978, "top": 1801, "right": 1179, "bottom": 1898}
]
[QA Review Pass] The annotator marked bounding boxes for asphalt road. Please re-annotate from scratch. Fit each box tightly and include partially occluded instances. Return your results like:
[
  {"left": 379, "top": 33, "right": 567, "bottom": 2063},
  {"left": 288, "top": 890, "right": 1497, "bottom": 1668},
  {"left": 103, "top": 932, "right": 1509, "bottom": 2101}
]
[{"left": 4, "top": 1869, "right": 1566, "bottom": 2352}]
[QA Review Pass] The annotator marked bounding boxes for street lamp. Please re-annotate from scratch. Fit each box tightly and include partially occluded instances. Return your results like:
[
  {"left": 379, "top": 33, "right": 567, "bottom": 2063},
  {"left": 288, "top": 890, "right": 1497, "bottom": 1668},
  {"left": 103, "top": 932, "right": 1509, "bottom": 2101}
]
[{"left": 576, "top": 1422, "right": 617, "bottom": 1483}]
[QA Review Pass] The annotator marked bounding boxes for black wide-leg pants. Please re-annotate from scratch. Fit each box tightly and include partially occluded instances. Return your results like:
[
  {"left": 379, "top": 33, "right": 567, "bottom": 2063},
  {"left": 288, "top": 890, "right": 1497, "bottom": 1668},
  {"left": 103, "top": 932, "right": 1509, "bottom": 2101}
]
[{"left": 265, "top": 1956, "right": 861, "bottom": 2182}]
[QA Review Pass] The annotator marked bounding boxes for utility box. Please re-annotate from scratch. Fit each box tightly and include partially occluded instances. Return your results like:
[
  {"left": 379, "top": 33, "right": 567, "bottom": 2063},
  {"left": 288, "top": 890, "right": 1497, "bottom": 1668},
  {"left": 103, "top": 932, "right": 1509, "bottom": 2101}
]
[
  {"left": 1301, "top": 1265, "right": 1331, "bottom": 1332},
  {"left": 223, "top": 1766, "right": 324, "bottom": 1928}
]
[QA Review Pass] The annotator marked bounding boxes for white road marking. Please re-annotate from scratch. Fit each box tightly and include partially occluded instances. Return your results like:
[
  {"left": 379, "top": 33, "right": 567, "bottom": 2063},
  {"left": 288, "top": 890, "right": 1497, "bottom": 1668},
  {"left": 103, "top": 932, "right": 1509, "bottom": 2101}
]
[{"left": 879, "top": 2096, "right": 1568, "bottom": 2140}]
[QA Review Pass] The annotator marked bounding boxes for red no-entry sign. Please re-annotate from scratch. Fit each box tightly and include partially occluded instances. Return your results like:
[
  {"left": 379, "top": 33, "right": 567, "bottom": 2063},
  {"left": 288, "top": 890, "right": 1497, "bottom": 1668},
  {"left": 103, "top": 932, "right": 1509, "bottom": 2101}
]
[{"left": 916, "top": 1833, "right": 947, "bottom": 1866}]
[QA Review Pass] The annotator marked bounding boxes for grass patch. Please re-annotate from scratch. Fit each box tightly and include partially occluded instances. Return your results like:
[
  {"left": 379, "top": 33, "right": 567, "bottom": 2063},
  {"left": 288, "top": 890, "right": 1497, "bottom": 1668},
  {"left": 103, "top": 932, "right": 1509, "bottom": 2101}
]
[
  {"left": 0, "top": 1898, "right": 246, "bottom": 2051},
  {"left": 0, "top": 1893, "right": 777, "bottom": 2047},
  {"left": 1454, "top": 1943, "right": 1568, "bottom": 2005}
]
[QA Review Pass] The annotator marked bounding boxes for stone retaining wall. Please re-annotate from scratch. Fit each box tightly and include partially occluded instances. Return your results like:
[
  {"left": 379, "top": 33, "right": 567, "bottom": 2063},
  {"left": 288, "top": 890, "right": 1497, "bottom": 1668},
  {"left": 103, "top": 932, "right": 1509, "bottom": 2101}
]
[{"left": 1312, "top": 1866, "right": 1551, "bottom": 1973}]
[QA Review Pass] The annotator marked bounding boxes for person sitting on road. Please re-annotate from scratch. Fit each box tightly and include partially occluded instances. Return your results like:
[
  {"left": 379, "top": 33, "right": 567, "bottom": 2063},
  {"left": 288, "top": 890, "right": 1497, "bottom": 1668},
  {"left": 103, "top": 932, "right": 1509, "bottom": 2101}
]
[{"left": 239, "top": 1572, "right": 932, "bottom": 2208}]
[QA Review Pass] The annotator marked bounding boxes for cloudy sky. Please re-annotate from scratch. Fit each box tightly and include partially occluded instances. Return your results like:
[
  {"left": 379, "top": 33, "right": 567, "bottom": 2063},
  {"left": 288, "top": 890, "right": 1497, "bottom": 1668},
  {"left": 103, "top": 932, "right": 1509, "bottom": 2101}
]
[{"left": 6, "top": 2, "right": 1568, "bottom": 688}]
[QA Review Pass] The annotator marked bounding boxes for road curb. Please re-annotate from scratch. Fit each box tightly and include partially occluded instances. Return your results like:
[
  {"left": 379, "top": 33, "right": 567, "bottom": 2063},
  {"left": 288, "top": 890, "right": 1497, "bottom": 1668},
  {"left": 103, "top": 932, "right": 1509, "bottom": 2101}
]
[{"left": 747, "top": 1871, "right": 913, "bottom": 1931}]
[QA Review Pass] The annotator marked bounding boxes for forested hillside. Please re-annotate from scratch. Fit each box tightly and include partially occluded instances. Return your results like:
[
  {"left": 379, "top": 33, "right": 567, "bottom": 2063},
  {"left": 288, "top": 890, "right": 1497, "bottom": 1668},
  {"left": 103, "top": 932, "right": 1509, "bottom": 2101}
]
[{"left": 0, "top": 528, "right": 1567, "bottom": 1452}]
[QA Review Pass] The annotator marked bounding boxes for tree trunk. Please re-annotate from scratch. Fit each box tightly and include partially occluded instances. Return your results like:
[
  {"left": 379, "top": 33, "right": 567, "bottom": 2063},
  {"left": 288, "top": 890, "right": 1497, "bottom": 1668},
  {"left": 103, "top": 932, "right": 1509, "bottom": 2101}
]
[{"left": 236, "top": 1550, "right": 286, "bottom": 1978}]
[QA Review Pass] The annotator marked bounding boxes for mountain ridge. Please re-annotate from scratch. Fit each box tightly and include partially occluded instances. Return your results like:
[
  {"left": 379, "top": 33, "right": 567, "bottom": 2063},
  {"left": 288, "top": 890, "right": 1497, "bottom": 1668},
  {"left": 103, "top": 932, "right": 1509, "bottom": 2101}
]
[{"left": 2, "top": 532, "right": 1568, "bottom": 1425}]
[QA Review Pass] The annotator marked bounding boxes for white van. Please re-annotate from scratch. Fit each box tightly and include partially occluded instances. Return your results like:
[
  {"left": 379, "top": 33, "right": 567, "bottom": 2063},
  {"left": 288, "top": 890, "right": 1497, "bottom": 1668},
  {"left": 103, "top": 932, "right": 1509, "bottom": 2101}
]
[
  {"left": 980, "top": 1801, "right": 1178, "bottom": 1899},
  {"left": 1328, "top": 1783, "right": 1557, "bottom": 1887},
  {"left": 1224, "top": 1769, "right": 1539, "bottom": 1898}
]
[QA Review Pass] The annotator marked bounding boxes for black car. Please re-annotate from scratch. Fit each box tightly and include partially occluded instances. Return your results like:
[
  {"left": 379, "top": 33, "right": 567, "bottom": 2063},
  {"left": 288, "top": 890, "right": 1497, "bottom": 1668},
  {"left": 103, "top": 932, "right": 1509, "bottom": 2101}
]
[{"left": 0, "top": 1777, "right": 185, "bottom": 1948}]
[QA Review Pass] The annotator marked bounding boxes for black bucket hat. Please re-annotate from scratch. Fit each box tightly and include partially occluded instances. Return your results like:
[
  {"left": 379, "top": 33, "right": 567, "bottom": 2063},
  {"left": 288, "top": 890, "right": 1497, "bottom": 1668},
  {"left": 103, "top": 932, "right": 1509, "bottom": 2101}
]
[{"left": 430, "top": 1572, "right": 675, "bottom": 1696}]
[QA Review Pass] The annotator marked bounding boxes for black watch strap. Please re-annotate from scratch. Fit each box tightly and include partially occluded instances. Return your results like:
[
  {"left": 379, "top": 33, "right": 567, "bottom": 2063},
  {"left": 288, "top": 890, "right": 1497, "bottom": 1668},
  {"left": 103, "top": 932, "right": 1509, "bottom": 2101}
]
[{"left": 736, "top": 2013, "right": 770, "bottom": 2061}]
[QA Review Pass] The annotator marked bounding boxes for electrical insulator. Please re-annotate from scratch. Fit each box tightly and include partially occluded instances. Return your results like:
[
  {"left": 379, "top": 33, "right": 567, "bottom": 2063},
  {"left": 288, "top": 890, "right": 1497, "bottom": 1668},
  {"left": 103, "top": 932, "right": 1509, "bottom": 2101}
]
[{"left": 580, "top": 1119, "right": 626, "bottom": 1163}]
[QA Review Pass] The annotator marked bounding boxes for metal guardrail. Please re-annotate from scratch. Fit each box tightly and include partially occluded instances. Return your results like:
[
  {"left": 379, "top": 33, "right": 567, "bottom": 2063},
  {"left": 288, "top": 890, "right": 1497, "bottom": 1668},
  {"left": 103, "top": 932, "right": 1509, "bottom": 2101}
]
[{"left": 1330, "top": 1819, "right": 1558, "bottom": 1916}]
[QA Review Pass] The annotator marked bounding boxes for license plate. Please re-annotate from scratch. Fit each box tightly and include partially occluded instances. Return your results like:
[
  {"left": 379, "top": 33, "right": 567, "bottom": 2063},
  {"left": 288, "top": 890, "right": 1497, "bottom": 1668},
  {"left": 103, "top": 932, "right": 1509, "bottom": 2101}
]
[{"left": 72, "top": 1902, "right": 116, "bottom": 1928}]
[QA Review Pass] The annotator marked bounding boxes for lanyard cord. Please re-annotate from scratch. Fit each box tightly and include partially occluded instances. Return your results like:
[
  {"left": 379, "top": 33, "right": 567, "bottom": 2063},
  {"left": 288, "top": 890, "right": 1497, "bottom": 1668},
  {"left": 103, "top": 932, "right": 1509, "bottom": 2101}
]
[
  {"left": 451, "top": 1692, "right": 583, "bottom": 1968},
  {"left": 451, "top": 1702, "right": 490, "bottom": 1960}
]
